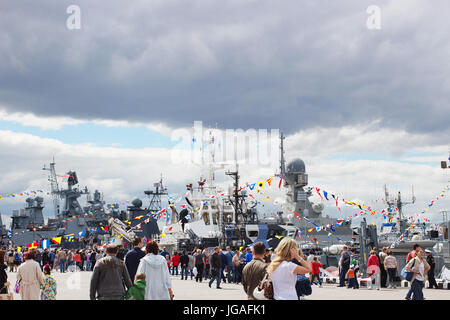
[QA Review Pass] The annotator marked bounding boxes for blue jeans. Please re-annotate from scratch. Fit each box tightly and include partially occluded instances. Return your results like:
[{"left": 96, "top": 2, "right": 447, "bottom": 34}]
[
  {"left": 209, "top": 268, "right": 222, "bottom": 288},
  {"left": 406, "top": 286, "right": 413, "bottom": 299},
  {"left": 411, "top": 279, "right": 424, "bottom": 300},
  {"left": 180, "top": 266, "right": 189, "bottom": 280},
  {"left": 232, "top": 266, "right": 237, "bottom": 283},
  {"left": 86, "top": 261, "right": 92, "bottom": 271},
  {"left": 60, "top": 260, "right": 65, "bottom": 273},
  {"left": 171, "top": 266, "right": 178, "bottom": 276}
]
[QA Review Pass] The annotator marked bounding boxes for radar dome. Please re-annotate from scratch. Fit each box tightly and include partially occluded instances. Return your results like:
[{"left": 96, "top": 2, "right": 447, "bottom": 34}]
[
  {"left": 286, "top": 159, "right": 306, "bottom": 173},
  {"left": 312, "top": 202, "right": 324, "bottom": 213},
  {"left": 132, "top": 198, "right": 142, "bottom": 208}
]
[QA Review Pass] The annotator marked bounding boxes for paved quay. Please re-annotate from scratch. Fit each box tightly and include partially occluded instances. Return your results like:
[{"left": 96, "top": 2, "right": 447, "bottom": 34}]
[{"left": 6, "top": 271, "right": 450, "bottom": 300}]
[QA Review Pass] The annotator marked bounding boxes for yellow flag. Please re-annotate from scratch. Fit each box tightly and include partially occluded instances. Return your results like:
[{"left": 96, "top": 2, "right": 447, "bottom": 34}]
[
  {"left": 258, "top": 181, "right": 265, "bottom": 189},
  {"left": 160, "top": 232, "right": 166, "bottom": 238},
  {"left": 52, "top": 236, "right": 62, "bottom": 244},
  {"left": 0, "top": 195, "right": 2, "bottom": 199},
  {"left": 17, "top": 246, "right": 21, "bottom": 252}
]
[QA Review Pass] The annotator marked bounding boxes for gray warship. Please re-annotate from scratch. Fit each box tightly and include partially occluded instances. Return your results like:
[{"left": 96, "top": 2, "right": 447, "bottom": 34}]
[
  {"left": 276, "top": 132, "right": 353, "bottom": 265},
  {"left": 108, "top": 129, "right": 299, "bottom": 253},
  {"left": 8, "top": 161, "right": 110, "bottom": 248}
]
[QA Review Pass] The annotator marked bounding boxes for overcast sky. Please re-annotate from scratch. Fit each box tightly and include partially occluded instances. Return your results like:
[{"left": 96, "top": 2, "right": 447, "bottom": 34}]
[{"left": 1, "top": 0, "right": 449, "bottom": 228}]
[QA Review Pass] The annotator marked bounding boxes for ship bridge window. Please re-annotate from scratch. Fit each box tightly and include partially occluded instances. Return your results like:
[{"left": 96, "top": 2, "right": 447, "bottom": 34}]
[
  {"left": 268, "top": 229, "right": 287, "bottom": 238},
  {"left": 248, "top": 230, "right": 259, "bottom": 237},
  {"left": 202, "top": 212, "right": 210, "bottom": 225},
  {"left": 212, "top": 212, "right": 218, "bottom": 225}
]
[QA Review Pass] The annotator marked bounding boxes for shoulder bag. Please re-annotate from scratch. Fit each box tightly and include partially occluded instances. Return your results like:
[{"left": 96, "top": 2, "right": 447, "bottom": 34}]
[
  {"left": 253, "top": 273, "right": 273, "bottom": 300},
  {"left": 404, "top": 258, "right": 417, "bottom": 282}
]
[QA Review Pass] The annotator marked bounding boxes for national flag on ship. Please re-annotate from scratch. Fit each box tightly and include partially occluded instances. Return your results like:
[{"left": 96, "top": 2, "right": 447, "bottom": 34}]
[
  {"left": 41, "top": 239, "right": 50, "bottom": 250},
  {"left": 64, "top": 234, "right": 75, "bottom": 242},
  {"left": 51, "top": 237, "right": 62, "bottom": 244},
  {"left": 28, "top": 242, "right": 38, "bottom": 249}
]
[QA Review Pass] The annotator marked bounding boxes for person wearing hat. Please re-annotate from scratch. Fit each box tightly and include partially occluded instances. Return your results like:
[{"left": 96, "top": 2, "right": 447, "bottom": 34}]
[{"left": 425, "top": 249, "right": 438, "bottom": 289}]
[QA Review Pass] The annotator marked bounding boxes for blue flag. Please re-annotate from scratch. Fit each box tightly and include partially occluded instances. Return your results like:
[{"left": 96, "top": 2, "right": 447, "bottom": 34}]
[{"left": 323, "top": 191, "right": 329, "bottom": 200}]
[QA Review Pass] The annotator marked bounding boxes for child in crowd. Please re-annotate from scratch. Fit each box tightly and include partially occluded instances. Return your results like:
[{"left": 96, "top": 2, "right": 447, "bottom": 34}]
[
  {"left": 41, "top": 264, "right": 57, "bottom": 300},
  {"left": 310, "top": 257, "right": 323, "bottom": 287},
  {"left": 346, "top": 265, "right": 359, "bottom": 289},
  {"left": 126, "top": 273, "right": 146, "bottom": 300}
]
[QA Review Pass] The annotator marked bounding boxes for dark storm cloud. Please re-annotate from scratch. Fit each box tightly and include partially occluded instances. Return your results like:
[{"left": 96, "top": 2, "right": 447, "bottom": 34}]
[{"left": 1, "top": 0, "right": 449, "bottom": 134}]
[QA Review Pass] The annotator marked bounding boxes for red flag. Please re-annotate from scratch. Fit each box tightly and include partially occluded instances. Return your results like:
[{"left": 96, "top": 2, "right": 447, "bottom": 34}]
[
  {"left": 28, "top": 242, "right": 38, "bottom": 249},
  {"left": 278, "top": 178, "right": 282, "bottom": 189},
  {"left": 168, "top": 227, "right": 173, "bottom": 231},
  {"left": 316, "top": 188, "right": 324, "bottom": 201},
  {"left": 104, "top": 226, "right": 109, "bottom": 232}
]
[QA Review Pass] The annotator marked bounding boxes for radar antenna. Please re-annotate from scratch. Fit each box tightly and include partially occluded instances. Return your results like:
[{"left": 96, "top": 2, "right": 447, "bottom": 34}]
[
  {"left": 43, "top": 158, "right": 60, "bottom": 217},
  {"left": 144, "top": 174, "right": 168, "bottom": 213}
]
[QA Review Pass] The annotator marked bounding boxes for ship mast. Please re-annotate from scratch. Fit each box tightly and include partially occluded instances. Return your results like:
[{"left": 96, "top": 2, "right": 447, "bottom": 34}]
[
  {"left": 279, "top": 131, "right": 286, "bottom": 177},
  {"left": 43, "top": 158, "right": 60, "bottom": 217}
]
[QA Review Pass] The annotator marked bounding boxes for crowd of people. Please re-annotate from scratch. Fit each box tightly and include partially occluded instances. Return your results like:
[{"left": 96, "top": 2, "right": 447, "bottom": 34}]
[
  {"left": 336, "top": 243, "right": 438, "bottom": 299},
  {"left": 0, "top": 238, "right": 442, "bottom": 300}
]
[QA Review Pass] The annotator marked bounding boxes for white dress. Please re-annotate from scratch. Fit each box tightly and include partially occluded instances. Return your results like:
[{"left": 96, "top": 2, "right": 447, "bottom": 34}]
[{"left": 137, "top": 253, "right": 172, "bottom": 300}]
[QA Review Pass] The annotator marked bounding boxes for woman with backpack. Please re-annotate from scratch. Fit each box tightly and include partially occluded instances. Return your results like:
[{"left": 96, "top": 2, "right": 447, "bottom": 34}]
[
  {"left": 13, "top": 249, "right": 22, "bottom": 272},
  {"left": 405, "top": 247, "right": 430, "bottom": 300},
  {"left": 267, "top": 238, "right": 311, "bottom": 300}
]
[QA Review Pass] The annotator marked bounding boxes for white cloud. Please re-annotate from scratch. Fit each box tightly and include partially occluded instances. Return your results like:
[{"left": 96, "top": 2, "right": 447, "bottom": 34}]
[
  {"left": 0, "top": 107, "right": 85, "bottom": 130},
  {"left": 0, "top": 122, "right": 448, "bottom": 230}
]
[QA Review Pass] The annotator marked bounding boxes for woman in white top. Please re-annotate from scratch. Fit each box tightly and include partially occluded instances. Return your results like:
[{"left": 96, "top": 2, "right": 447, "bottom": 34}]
[
  {"left": 137, "top": 240, "right": 174, "bottom": 300},
  {"left": 406, "top": 248, "right": 429, "bottom": 300},
  {"left": 267, "top": 238, "right": 312, "bottom": 300}
]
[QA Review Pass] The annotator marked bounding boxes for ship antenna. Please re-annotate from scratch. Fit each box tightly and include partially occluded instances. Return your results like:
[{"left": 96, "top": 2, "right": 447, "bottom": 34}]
[
  {"left": 43, "top": 158, "right": 60, "bottom": 217},
  {"left": 279, "top": 131, "right": 286, "bottom": 177}
]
